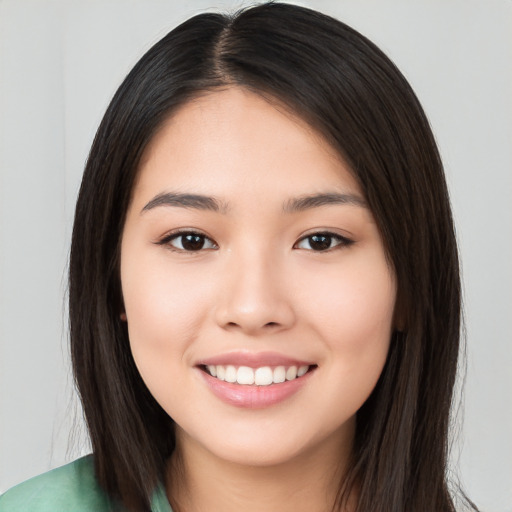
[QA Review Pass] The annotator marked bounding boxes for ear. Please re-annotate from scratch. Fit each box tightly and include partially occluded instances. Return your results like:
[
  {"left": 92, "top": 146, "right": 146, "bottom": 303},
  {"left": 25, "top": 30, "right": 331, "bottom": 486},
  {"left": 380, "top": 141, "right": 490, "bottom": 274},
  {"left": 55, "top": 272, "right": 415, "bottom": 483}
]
[{"left": 120, "top": 312, "right": 127, "bottom": 322}]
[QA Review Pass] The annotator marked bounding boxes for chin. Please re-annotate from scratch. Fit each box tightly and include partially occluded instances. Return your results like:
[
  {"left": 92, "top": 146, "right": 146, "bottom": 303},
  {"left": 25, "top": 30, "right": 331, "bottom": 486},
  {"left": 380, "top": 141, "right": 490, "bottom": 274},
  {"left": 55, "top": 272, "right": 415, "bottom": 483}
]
[{"left": 211, "top": 440, "right": 307, "bottom": 468}]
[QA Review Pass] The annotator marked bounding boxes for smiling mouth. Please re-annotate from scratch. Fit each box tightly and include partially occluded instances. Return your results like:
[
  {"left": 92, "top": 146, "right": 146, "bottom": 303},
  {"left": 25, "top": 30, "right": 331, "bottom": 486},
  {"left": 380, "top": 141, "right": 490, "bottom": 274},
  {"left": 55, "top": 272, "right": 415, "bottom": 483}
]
[{"left": 200, "top": 364, "right": 316, "bottom": 386}]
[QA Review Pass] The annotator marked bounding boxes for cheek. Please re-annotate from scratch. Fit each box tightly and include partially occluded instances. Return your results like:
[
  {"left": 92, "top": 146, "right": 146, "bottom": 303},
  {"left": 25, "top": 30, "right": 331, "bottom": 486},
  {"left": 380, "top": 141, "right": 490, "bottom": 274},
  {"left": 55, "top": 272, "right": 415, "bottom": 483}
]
[
  {"left": 302, "top": 257, "right": 396, "bottom": 338},
  {"left": 301, "top": 262, "right": 395, "bottom": 422},
  {"left": 120, "top": 247, "right": 211, "bottom": 384},
  {"left": 298, "top": 255, "right": 396, "bottom": 396},
  {"left": 122, "top": 248, "right": 214, "bottom": 333}
]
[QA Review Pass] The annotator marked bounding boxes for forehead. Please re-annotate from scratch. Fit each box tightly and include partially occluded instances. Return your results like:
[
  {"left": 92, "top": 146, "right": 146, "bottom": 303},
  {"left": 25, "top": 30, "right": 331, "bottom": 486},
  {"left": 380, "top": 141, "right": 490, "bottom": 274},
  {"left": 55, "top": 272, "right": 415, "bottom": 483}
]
[{"left": 133, "top": 86, "right": 362, "bottom": 206}]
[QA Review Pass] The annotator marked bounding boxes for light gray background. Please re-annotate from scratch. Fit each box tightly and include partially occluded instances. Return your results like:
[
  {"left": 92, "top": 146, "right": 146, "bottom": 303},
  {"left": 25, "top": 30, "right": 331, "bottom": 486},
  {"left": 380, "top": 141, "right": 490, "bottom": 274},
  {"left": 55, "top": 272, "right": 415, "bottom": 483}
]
[{"left": 0, "top": 1, "right": 511, "bottom": 510}]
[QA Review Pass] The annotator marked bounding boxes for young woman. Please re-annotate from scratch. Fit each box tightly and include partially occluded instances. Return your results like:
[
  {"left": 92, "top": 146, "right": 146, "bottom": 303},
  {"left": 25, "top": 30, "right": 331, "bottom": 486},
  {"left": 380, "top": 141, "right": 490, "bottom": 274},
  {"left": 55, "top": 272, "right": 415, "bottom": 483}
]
[{"left": 0, "top": 3, "right": 478, "bottom": 511}]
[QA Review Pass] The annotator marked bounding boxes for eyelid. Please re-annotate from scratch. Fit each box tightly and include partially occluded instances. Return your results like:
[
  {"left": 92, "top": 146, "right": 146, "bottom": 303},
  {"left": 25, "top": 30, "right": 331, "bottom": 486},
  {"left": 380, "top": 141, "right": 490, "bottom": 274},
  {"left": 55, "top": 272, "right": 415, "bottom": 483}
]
[
  {"left": 154, "top": 228, "right": 354, "bottom": 253},
  {"left": 155, "top": 229, "right": 218, "bottom": 251},
  {"left": 293, "top": 230, "right": 355, "bottom": 251}
]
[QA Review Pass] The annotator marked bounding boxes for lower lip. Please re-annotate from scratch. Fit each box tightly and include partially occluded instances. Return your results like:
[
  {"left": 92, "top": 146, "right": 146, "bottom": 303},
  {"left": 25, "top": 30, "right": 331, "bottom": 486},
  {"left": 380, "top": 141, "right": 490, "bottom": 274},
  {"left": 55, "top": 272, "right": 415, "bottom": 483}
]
[{"left": 199, "top": 368, "right": 313, "bottom": 409}]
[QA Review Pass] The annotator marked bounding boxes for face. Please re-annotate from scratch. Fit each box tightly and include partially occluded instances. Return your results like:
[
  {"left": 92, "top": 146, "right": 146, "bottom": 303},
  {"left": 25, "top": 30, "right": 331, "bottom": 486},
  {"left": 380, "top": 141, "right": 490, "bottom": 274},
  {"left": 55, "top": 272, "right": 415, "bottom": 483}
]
[{"left": 120, "top": 87, "right": 396, "bottom": 468}]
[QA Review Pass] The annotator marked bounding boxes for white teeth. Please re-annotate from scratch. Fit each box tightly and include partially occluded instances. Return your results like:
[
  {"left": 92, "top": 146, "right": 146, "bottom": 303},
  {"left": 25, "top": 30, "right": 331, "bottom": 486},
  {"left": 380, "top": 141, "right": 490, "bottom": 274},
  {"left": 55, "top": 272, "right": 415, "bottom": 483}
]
[
  {"left": 206, "top": 364, "right": 311, "bottom": 385},
  {"left": 237, "top": 366, "right": 255, "bottom": 385},
  {"left": 216, "top": 365, "right": 226, "bottom": 381},
  {"left": 286, "top": 366, "right": 297, "bottom": 380},
  {"left": 273, "top": 366, "right": 286, "bottom": 383},
  {"left": 255, "top": 367, "right": 273, "bottom": 386},
  {"left": 225, "top": 365, "right": 237, "bottom": 383},
  {"left": 297, "top": 365, "right": 308, "bottom": 377}
]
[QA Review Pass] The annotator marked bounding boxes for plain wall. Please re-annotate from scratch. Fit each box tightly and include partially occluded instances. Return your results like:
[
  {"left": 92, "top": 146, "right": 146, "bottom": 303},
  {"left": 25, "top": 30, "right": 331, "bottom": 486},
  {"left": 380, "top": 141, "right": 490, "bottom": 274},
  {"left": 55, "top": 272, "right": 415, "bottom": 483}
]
[{"left": 0, "top": 1, "right": 511, "bottom": 510}]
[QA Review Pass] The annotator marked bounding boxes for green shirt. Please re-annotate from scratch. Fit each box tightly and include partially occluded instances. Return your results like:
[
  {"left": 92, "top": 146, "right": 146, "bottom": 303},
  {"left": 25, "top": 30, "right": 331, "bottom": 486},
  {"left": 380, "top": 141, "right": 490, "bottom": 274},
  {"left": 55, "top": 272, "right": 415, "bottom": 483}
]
[{"left": 0, "top": 455, "right": 173, "bottom": 511}]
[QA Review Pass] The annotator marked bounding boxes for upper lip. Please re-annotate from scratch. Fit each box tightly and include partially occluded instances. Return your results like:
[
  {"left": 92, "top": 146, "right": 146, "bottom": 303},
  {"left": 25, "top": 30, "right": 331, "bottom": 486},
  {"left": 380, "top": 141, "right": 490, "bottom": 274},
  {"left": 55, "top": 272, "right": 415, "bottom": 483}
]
[{"left": 197, "top": 351, "right": 314, "bottom": 368}]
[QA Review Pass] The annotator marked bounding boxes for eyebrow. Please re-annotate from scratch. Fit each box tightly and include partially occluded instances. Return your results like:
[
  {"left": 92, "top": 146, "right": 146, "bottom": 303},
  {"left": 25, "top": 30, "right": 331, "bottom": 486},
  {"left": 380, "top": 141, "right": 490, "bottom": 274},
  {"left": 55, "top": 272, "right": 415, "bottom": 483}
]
[
  {"left": 141, "top": 192, "right": 229, "bottom": 214},
  {"left": 282, "top": 192, "right": 367, "bottom": 213},
  {"left": 141, "top": 191, "right": 367, "bottom": 215}
]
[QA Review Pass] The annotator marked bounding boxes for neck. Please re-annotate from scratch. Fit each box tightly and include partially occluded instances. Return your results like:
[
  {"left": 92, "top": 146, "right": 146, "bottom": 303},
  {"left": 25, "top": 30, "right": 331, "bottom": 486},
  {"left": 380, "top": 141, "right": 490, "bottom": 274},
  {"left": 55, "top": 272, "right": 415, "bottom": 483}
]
[{"left": 166, "top": 425, "right": 357, "bottom": 512}]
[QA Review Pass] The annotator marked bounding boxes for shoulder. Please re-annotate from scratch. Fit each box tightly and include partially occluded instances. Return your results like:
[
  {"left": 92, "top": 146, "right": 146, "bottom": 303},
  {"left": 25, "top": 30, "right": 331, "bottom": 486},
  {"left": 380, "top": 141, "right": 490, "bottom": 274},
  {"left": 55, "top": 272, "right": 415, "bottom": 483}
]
[{"left": 0, "top": 455, "right": 114, "bottom": 512}]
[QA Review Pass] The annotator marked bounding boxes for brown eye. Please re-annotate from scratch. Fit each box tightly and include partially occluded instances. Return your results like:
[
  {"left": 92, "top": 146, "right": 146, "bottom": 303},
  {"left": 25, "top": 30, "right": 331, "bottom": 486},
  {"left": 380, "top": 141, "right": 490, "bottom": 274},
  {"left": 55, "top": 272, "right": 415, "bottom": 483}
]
[
  {"left": 163, "top": 232, "right": 217, "bottom": 251},
  {"left": 180, "top": 234, "right": 205, "bottom": 251},
  {"left": 309, "top": 234, "right": 332, "bottom": 251},
  {"left": 295, "top": 232, "right": 353, "bottom": 251}
]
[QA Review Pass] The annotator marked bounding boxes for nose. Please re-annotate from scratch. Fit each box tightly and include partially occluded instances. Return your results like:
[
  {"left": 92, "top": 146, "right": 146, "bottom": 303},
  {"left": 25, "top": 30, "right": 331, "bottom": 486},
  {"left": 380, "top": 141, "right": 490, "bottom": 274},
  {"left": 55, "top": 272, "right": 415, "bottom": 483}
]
[{"left": 213, "top": 249, "right": 296, "bottom": 336}]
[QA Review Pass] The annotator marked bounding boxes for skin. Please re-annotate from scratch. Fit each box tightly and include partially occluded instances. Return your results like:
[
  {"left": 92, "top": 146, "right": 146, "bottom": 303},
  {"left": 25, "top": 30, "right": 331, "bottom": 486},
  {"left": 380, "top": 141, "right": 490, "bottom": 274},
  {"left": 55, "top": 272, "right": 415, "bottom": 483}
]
[{"left": 120, "top": 87, "right": 397, "bottom": 512}]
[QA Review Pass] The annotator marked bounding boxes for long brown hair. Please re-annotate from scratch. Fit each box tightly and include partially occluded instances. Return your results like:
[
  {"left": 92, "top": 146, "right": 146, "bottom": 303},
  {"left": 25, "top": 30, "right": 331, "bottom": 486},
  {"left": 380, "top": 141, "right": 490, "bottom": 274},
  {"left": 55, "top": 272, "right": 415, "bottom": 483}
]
[{"left": 70, "top": 3, "right": 474, "bottom": 510}]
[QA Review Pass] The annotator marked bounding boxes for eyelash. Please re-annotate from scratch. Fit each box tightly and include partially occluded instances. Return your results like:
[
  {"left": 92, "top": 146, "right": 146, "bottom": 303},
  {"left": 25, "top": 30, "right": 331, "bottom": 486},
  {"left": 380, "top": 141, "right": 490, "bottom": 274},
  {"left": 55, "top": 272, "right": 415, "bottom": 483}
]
[
  {"left": 157, "top": 230, "right": 354, "bottom": 253},
  {"left": 294, "top": 232, "right": 354, "bottom": 251},
  {"left": 157, "top": 230, "right": 218, "bottom": 252}
]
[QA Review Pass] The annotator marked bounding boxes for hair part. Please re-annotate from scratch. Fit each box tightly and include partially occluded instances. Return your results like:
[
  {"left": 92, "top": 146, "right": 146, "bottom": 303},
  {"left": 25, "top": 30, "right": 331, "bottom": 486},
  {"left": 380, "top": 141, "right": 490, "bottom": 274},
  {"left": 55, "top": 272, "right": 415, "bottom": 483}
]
[{"left": 69, "top": 3, "right": 471, "bottom": 511}]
